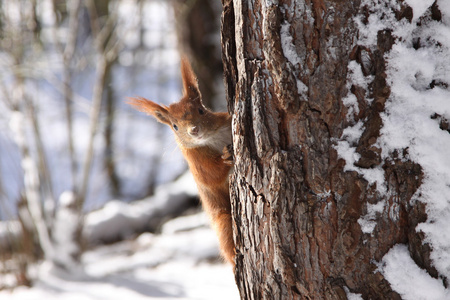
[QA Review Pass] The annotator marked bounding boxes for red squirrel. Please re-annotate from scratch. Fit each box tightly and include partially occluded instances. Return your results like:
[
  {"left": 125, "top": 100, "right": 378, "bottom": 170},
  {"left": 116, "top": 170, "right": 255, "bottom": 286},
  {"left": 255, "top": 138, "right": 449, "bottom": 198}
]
[{"left": 127, "top": 58, "right": 235, "bottom": 266}]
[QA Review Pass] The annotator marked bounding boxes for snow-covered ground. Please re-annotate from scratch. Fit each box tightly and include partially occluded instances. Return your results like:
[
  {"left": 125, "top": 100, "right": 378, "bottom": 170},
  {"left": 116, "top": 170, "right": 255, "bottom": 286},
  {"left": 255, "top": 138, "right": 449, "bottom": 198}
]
[
  {"left": 0, "top": 172, "right": 239, "bottom": 299},
  {"left": 0, "top": 215, "right": 239, "bottom": 300},
  {"left": 0, "top": 171, "right": 239, "bottom": 299},
  {"left": 1, "top": 262, "right": 236, "bottom": 300}
]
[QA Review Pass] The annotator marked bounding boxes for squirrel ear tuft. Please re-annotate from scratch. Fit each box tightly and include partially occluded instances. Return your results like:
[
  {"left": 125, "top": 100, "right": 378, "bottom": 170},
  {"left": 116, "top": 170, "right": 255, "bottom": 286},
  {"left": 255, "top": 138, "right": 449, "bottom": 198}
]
[
  {"left": 127, "top": 97, "right": 171, "bottom": 125},
  {"left": 180, "top": 56, "right": 201, "bottom": 99}
]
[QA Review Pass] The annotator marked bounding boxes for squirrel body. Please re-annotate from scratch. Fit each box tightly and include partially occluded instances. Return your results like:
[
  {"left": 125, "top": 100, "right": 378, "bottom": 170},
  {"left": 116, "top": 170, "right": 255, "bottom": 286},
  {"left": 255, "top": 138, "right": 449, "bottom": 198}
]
[{"left": 128, "top": 58, "right": 235, "bottom": 266}]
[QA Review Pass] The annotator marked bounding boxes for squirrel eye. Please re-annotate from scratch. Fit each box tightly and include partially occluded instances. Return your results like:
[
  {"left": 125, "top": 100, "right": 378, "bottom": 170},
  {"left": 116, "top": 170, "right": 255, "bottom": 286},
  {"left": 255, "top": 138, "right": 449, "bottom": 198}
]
[
  {"left": 173, "top": 124, "right": 178, "bottom": 131},
  {"left": 198, "top": 108, "right": 205, "bottom": 115}
]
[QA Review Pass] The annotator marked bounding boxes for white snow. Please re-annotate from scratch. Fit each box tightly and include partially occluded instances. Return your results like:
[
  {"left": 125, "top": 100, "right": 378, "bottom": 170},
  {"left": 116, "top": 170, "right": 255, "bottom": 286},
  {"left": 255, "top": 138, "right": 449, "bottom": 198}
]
[
  {"left": 404, "top": 0, "right": 435, "bottom": 22},
  {"left": 379, "top": 244, "right": 450, "bottom": 300},
  {"left": 343, "top": 61, "right": 374, "bottom": 120},
  {"left": 0, "top": 211, "right": 239, "bottom": 300},
  {"left": 439, "top": 0, "right": 450, "bottom": 25},
  {"left": 338, "top": 0, "right": 450, "bottom": 296},
  {"left": 0, "top": 167, "right": 238, "bottom": 299},
  {"left": 53, "top": 191, "right": 80, "bottom": 269},
  {"left": 379, "top": 3, "right": 450, "bottom": 294},
  {"left": 280, "top": 22, "right": 301, "bottom": 67},
  {"left": 335, "top": 120, "right": 386, "bottom": 195},
  {"left": 162, "top": 212, "right": 210, "bottom": 234},
  {"left": 344, "top": 287, "right": 364, "bottom": 300},
  {"left": 83, "top": 172, "right": 198, "bottom": 244},
  {"left": 357, "top": 200, "right": 386, "bottom": 234},
  {"left": 279, "top": 21, "right": 309, "bottom": 97}
]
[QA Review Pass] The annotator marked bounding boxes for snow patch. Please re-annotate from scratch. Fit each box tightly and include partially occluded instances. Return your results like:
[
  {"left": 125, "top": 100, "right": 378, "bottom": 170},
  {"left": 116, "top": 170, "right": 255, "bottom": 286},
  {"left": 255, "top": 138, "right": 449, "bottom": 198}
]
[
  {"left": 53, "top": 191, "right": 80, "bottom": 269},
  {"left": 355, "top": 0, "right": 403, "bottom": 47},
  {"left": 404, "top": 0, "right": 435, "bottom": 21},
  {"left": 344, "top": 287, "right": 364, "bottom": 300},
  {"left": 0, "top": 212, "right": 238, "bottom": 300},
  {"left": 379, "top": 244, "right": 449, "bottom": 299},
  {"left": 280, "top": 22, "right": 300, "bottom": 66},
  {"left": 377, "top": 2, "right": 450, "bottom": 284},
  {"left": 438, "top": 0, "right": 450, "bottom": 25},
  {"left": 83, "top": 172, "right": 198, "bottom": 244},
  {"left": 340, "top": 2, "right": 450, "bottom": 290},
  {"left": 342, "top": 60, "right": 374, "bottom": 120},
  {"left": 351, "top": 0, "right": 450, "bottom": 293},
  {"left": 161, "top": 212, "right": 209, "bottom": 234},
  {"left": 280, "top": 21, "right": 308, "bottom": 97},
  {"left": 358, "top": 201, "right": 385, "bottom": 234},
  {"left": 335, "top": 121, "right": 386, "bottom": 194}
]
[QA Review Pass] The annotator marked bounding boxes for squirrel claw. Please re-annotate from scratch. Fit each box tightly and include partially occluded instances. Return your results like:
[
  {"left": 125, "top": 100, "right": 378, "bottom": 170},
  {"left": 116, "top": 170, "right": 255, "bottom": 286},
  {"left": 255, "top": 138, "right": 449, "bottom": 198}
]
[{"left": 222, "top": 144, "right": 234, "bottom": 165}]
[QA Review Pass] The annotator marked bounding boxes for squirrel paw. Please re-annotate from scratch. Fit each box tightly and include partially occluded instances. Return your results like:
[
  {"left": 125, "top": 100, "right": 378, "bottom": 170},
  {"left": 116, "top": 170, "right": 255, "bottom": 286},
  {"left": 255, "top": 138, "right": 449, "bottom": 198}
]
[{"left": 222, "top": 144, "right": 234, "bottom": 166}]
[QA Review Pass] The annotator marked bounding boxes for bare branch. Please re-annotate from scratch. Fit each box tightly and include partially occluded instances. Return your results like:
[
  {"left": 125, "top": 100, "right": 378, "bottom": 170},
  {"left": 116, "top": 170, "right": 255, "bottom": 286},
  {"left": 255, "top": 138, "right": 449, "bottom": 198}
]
[
  {"left": 62, "top": 0, "right": 82, "bottom": 192},
  {"left": 78, "top": 55, "right": 108, "bottom": 209},
  {"left": 77, "top": 0, "right": 121, "bottom": 207}
]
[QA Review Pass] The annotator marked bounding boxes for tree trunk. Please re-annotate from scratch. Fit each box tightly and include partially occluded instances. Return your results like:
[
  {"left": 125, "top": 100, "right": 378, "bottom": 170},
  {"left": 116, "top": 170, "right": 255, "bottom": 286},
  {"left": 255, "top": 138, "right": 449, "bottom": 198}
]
[
  {"left": 222, "top": 0, "right": 434, "bottom": 298},
  {"left": 172, "top": 0, "right": 224, "bottom": 110}
]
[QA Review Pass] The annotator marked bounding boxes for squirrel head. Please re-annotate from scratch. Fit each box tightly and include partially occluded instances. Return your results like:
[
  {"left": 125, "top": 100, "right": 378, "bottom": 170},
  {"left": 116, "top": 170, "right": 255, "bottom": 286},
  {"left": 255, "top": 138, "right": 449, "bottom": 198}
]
[{"left": 127, "top": 57, "right": 226, "bottom": 149}]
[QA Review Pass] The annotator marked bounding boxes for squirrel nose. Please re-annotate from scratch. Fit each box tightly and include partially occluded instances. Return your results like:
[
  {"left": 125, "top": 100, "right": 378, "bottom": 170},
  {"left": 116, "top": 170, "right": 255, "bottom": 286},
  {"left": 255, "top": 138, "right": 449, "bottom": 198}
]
[{"left": 189, "top": 126, "right": 199, "bottom": 136}]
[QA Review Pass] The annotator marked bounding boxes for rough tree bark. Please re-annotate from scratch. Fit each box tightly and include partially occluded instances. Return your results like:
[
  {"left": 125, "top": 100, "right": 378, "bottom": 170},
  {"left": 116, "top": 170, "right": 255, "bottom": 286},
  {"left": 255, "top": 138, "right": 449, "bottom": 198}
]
[{"left": 221, "top": 0, "right": 434, "bottom": 299}]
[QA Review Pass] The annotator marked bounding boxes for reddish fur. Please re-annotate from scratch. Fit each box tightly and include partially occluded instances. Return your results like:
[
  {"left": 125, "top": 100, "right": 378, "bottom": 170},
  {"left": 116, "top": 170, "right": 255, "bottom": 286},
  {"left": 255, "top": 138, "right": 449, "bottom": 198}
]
[
  {"left": 183, "top": 146, "right": 234, "bottom": 264},
  {"left": 127, "top": 57, "right": 235, "bottom": 266}
]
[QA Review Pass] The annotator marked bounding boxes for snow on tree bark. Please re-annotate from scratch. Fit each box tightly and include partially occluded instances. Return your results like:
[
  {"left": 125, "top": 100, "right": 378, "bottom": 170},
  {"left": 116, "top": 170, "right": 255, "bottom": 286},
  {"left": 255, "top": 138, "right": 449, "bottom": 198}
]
[{"left": 221, "top": 0, "right": 433, "bottom": 298}]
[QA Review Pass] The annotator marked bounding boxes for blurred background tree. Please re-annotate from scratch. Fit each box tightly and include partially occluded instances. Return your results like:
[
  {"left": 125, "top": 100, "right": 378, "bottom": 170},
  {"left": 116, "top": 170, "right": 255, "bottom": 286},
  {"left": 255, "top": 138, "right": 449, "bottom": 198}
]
[{"left": 172, "top": 0, "right": 224, "bottom": 110}]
